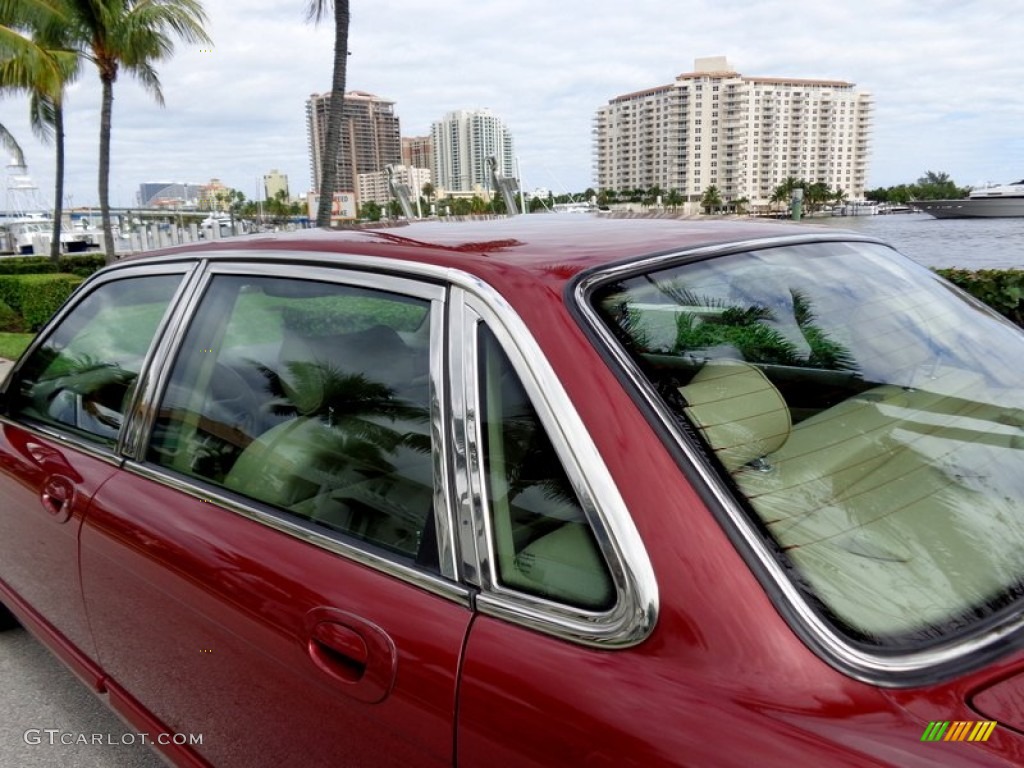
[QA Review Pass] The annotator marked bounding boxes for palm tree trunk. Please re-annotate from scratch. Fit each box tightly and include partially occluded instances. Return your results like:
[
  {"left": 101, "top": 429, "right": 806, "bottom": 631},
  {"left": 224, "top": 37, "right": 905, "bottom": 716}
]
[
  {"left": 315, "top": 1, "right": 350, "bottom": 228},
  {"left": 99, "top": 74, "right": 115, "bottom": 262},
  {"left": 49, "top": 102, "right": 64, "bottom": 264}
]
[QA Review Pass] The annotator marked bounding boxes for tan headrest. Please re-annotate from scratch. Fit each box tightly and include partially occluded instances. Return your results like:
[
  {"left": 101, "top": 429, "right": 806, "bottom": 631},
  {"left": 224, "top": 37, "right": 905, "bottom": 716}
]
[{"left": 679, "top": 360, "right": 791, "bottom": 471}]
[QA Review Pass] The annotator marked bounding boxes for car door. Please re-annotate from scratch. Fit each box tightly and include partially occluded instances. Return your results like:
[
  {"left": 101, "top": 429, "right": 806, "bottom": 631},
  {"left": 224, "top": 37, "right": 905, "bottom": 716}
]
[
  {"left": 0, "top": 266, "right": 191, "bottom": 683},
  {"left": 78, "top": 262, "right": 473, "bottom": 767}
]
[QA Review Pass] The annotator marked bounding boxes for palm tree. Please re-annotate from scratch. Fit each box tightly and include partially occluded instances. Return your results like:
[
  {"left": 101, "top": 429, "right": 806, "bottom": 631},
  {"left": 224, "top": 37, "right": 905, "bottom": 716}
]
[
  {"left": 307, "top": 0, "right": 350, "bottom": 228},
  {"left": 0, "top": 1, "right": 77, "bottom": 167},
  {"left": 59, "top": 0, "right": 210, "bottom": 261},
  {"left": 700, "top": 185, "right": 722, "bottom": 214},
  {"left": 2, "top": 3, "right": 81, "bottom": 262}
]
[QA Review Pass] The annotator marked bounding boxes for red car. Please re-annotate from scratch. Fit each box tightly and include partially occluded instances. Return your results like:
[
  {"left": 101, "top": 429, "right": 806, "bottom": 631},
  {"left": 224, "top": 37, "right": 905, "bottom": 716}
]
[{"left": 3, "top": 216, "right": 1024, "bottom": 766}]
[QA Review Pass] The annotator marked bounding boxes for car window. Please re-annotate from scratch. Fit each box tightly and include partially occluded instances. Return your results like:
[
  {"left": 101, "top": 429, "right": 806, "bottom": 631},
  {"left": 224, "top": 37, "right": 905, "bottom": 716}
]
[
  {"left": 477, "top": 325, "right": 614, "bottom": 611},
  {"left": 147, "top": 274, "right": 438, "bottom": 566},
  {"left": 10, "top": 275, "right": 184, "bottom": 446},
  {"left": 591, "top": 241, "right": 1024, "bottom": 649}
]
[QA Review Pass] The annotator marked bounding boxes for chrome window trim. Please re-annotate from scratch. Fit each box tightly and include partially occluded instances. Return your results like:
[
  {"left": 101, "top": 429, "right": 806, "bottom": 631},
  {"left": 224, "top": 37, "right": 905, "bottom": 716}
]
[
  {"left": 0, "top": 414, "right": 123, "bottom": 468},
  {"left": 132, "top": 258, "right": 460, "bottom": 595},
  {"left": 573, "top": 234, "right": 1024, "bottom": 683},
  {"left": 121, "top": 460, "right": 473, "bottom": 607},
  {"left": 120, "top": 263, "right": 206, "bottom": 459},
  {"left": 428, "top": 294, "right": 459, "bottom": 581},
  {"left": 450, "top": 286, "right": 658, "bottom": 648}
]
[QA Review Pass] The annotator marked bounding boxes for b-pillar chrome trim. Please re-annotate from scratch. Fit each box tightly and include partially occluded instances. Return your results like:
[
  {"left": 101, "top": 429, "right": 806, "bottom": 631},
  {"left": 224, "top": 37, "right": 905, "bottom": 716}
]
[{"left": 448, "top": 284, "right": 658, "bottom": 648}]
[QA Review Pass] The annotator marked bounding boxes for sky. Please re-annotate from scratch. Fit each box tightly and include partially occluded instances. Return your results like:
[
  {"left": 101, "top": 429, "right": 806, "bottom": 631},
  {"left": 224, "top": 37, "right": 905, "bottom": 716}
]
[{"left": 2, "top": 0, "right": 1023, "bottom": 209}]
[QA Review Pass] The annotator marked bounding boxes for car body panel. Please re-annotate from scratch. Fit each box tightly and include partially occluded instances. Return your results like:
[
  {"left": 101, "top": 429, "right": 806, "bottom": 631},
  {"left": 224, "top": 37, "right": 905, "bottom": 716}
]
[
  {"left": 81, "top": 469, "right": 471, "bottom": 766},
  {"left": 0, "top": 422, "right": 114, "bottom": 675},
  {"left": 2, "top": 217, "right": 1024, "bottom": 765}
]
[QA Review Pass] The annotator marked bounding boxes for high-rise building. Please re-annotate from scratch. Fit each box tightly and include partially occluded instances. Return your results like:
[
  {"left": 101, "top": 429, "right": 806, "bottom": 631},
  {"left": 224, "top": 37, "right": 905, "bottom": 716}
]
[
  {"left": 263, "top": 169, "right": 289, "bottom": 201},
  {"left": 593, "top": 56, "right": 873, "bottom": 206},
  {"left": 306, "top": 91, "right": 402, "bottom": 195},
  {"left": 430, "top": 110, "right": 515, "bottom": 193},
  {"left": 401, "top": 136, "right": 433, "bottom": 171}
]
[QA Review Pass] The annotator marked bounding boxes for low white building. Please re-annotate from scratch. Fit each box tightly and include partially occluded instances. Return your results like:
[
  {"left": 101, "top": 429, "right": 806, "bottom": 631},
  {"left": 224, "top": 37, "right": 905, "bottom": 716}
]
[{"left": 357, "top": 165, "right": 433, "bottom": 206}]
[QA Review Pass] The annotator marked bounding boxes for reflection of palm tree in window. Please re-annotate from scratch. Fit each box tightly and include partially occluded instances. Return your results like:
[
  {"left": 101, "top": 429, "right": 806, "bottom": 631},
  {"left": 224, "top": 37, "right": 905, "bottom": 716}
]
[
  {"left": 224, "top": 359, "right": 434, "bottom": 555},
  {"left": 255, "top": 359, "right": 430, "bottom": 478},
  {"left": 669, "top": 290, "right": 857, "bottom": 373},
  {"left": 790, "top": 290, "right": 857, "bottom": 371},
  {"left": 24, "top": 351, "right": 136, "bottom": 435}
]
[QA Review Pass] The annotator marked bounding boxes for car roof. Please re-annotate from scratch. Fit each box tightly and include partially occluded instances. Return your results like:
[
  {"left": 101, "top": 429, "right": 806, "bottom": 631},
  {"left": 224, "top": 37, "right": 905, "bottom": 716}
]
[{"left": 119, "top": 215, "right": 837, "bottom": 289}]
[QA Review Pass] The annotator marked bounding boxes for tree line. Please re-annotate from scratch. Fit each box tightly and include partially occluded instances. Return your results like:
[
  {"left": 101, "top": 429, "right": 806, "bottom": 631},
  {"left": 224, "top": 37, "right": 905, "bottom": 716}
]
[{"left": 865, "top": 171, "right": 969, "bottom": 203}]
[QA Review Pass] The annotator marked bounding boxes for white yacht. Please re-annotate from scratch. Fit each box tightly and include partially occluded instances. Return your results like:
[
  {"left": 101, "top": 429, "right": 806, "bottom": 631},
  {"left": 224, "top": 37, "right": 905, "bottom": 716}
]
[{"left": 915, "top": 179, "right": 1024, "bottom": 219}]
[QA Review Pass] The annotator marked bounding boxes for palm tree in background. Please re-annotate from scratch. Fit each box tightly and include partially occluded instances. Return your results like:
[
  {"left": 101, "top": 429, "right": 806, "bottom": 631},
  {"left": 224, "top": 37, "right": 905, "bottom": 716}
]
[
  {"left": 307, "top": 0, "right": 350, "bottom": 228},
  {"left": 701, "top": 184, "right": 722, "bottom": 214},
  {"left": 3, "top": 1, "right": 81, "bottom": 262},
  {"left": 59, "top": 0, "right": 210, "bottom": 261},
  {"left": 0, "top": 1, "right": 76, "bottom": 168}
]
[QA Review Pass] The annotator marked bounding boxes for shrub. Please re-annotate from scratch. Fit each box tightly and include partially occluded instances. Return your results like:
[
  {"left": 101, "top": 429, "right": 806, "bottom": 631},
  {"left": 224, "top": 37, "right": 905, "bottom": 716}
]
[
  {"left": 0, "top": 299, "right": 23, "bottom": 332},
  {"left": 59, "top": 253, "right": 108, "bottom": 277},
  {"left": 0, "top": 273, "right": 84, "bottom": 331},
  {"left": 935, "top": 268, "right": 1024, "bottom": 328},
  {"left": 0, "top": 257, "right": 57, "bottom": 275}
]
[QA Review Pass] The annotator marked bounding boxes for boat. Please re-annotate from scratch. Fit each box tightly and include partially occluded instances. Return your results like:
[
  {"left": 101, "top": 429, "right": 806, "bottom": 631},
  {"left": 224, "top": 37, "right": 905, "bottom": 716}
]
[
  {"left": 914, "top": 179, "right": 1024, "bottom": 219},
  {"left": 831, "top": 201, "right": 879, "bottom": 217},
  {"left": 1, "top": 161, "right": 106, "bottom": 255}
]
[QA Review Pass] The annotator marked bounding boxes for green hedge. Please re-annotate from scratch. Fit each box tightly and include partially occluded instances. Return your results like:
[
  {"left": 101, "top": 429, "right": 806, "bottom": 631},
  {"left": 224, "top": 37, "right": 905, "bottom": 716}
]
[
  {"left": 0, "top": 273, "right": 84, "bottom": 331},
  {"left": 0, "top": 254, "right": 107, "bottom": 277},
  {"left": 935, "top": 268, "right": 1024, "bottom": 328},
  {"left": 0, "top": 299, "right": 23, "bottom": 332}
]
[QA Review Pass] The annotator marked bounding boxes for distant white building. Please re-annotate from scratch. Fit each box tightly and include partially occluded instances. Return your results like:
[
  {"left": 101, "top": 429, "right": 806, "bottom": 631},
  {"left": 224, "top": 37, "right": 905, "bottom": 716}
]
[
  {"left": 593, "top": 56, "right": 873, "bottom": 207},
  {"left": 430, "top": 109, "right": 515, "bottom": 193},
  {"left": 357, "top": 165, "right": 432, "bottom": 206},
  {"left": 263, "top": 169, "right": 289, "bottom": 201},
  {"left": 138, "top": 181, "right": 203, "bottom": 208}
]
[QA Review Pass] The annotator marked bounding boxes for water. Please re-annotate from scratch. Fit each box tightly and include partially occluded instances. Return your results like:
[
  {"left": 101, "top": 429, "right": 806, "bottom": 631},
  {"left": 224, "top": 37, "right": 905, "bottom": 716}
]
[{"left": 804, "top": 213, "right": 1024, "bottom": 270}]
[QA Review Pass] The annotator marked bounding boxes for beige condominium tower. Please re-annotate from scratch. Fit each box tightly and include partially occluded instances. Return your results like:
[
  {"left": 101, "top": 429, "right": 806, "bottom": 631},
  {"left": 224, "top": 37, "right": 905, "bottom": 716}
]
[{"left": 593, "top": 56, "right": 873, "bottom": 208}]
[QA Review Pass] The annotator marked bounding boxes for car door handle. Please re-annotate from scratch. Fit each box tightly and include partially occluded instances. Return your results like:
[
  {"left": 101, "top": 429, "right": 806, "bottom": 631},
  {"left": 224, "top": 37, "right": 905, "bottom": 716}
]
[
  {"left": 310, "top": 622, "right": 369, "bottom": 682},
  {"left": 40, "top": 476, "right": 75, "bottom": 522},
  {"left": 305, "top": 610, "right": 397, "bottom": 704}
]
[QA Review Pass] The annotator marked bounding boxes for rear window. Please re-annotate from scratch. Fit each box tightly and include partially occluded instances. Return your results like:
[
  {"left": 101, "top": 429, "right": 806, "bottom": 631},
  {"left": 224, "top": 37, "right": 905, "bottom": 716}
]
[{"left": 589, "top": 240, "right": 1024, "bottom": 650}]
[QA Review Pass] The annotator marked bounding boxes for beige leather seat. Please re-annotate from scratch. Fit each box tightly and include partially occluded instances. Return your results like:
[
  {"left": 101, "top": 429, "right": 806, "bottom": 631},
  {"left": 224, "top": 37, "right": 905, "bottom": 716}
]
[{"left": 678, "top": 360, "right": 792, "bottom": 471}]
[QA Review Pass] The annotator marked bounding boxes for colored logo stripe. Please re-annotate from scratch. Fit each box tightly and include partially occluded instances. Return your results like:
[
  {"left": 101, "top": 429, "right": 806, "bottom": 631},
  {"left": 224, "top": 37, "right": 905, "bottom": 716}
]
[{"left": 921, "top": 721, "right": 997, "bottom": 742}]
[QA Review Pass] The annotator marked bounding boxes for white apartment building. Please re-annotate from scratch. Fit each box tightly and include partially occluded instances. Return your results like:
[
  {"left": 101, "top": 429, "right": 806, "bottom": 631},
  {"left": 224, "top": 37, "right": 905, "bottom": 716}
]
[
  {"left": 593, "top": 56, "right": 873, "bottom": 206},
  {"left": 430, "top": 109, "right": 515, "bottom": 193},
  {"left": 357, "top": 165, "right": 433, "bottom": 206}
]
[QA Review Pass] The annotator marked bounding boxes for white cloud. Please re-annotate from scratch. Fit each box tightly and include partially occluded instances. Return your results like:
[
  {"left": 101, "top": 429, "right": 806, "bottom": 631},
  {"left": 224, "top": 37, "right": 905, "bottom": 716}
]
[{"left": 2, "top": 0, "right": 1022, "bottom": 207}]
